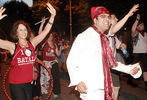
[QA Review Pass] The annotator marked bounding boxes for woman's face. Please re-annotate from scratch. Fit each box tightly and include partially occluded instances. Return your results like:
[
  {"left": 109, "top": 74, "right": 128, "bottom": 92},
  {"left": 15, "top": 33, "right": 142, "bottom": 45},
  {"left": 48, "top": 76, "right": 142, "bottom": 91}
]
[
  {"left": 16, "top": 24, "right": 28, "bottom": 40},
  {"left": 48, "top": 33, "right": 53, "bottom": 41}
]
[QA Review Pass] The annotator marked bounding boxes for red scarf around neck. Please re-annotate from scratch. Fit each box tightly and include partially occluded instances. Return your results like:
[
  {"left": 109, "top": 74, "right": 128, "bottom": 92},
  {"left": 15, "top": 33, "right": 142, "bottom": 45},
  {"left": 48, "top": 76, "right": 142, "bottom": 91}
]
[
  {"left": 137, "top": 29, "right": 144, "bottom": 37},
  {"left": 92, "top": 26, "right": 118, "bottom": 100}
]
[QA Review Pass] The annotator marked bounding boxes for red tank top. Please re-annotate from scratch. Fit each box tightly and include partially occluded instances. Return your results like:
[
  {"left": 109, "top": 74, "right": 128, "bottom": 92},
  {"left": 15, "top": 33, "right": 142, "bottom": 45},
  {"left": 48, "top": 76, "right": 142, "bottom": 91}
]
[
  {"left": 9, "top": 42, "right": 36, "bottom": 84},
  {"left": 43, "top": 42, "right": 56, "bottom": 61}
]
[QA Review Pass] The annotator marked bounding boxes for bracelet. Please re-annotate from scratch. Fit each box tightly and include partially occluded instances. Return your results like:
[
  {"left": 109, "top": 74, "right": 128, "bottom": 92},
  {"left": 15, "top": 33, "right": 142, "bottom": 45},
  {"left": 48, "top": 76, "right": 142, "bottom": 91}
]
[{"left": 48, "top": 21, "right": 53, "bottom": 25}]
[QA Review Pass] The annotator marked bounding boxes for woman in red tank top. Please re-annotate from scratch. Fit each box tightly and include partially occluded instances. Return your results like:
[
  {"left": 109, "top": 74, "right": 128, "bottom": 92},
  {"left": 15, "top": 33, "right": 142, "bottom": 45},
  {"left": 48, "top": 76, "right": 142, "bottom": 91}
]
[
  {"left": 40, "top": 32, "right": 64, "bottom": 99},
  {"left": 0, "top": 3, "right": 56, "bottom": 100}
]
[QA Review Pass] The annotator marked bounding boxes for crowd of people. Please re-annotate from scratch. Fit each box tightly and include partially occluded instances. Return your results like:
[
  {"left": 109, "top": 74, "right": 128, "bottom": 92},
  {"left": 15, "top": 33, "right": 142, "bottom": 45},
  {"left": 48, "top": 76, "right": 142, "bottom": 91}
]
[{"left": 0, "top": 2, "right": 147, "bottom": 100}]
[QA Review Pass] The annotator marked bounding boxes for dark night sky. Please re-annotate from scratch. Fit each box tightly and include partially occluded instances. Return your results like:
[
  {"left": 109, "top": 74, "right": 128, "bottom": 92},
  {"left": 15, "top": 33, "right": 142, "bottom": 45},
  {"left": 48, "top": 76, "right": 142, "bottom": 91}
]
[
  {"left": 0, "top": 0, "right": 146, "bottom": 39},
  {"left": 71, "top": 0, "right": 146, "bottom": 36}
]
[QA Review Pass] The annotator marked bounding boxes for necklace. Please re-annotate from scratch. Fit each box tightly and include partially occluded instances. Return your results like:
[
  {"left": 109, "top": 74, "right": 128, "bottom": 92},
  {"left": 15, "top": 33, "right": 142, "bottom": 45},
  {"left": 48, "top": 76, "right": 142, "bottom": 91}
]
[
  {"left": 19, "top": 41, "right": 32, "bottom": 57},
  {"left": 19, "top": 40, "right": 28, "bottom": 48}
]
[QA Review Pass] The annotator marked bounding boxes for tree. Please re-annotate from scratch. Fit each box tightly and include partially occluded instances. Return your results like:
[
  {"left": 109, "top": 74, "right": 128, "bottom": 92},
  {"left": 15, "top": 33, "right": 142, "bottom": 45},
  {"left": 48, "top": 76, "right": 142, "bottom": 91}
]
[
  {"left": 32, "top": 0, "right": 62, "bottom": 20},
  {"left": 64, "top": 0, "right": 91, "bottom": 36},
  {"left": 31, "top": 0, "right": 65, "bottom": 35},
  {"left": 0, "top": 1, "right": 32, "bottom": 39}
]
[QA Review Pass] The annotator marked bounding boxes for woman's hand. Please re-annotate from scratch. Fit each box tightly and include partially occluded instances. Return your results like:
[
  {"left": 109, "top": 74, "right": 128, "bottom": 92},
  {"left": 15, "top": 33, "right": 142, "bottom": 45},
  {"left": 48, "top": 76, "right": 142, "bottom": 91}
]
[
  {"left": 41, "top": 16, "right": 46, "bottom": 24},
  {"left": 46, "top": 2, "right": 56, "bottom": 17},
  {"left": 0, "top": 7, "right": 7, "bottom": 20}
]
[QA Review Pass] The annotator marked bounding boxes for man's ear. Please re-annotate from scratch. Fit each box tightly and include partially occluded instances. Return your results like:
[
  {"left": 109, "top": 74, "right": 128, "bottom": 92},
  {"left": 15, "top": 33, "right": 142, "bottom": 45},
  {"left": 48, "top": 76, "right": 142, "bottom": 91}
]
[{"left": 93, "top": 18, "right": 97, "bottom": 24}]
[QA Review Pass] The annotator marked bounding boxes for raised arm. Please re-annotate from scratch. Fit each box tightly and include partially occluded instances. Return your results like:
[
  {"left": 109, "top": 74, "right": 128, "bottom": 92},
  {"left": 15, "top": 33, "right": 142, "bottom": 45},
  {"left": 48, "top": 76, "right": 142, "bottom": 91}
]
[
  {"left": 0, "top": 40, "right": 15, "bottom": 55},
  {"left": 0, "top": 7, "right": 15, "bottom": 55},
  {"left": 31, "top": 2, "right": 56, "bottom": 48},
  {"left": 0, "top": 7, "right": 7, "bottom": 20},
  {"left": 131, "top": 14, "right": 140, "bottom": 37},
  {"left": 38, "top": 16, "right": 46, "bottom": 34},
  {"left": 55, "top": 44, "right": 64, "bottom": 57},
  {"left": 109, "top": 4, "right": 139, "bottom": 35}
]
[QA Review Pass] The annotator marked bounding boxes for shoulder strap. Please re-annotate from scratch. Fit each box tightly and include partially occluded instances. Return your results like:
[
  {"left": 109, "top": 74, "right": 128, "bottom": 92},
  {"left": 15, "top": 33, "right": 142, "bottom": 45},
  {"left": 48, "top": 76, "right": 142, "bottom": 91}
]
[
  {"left": 11, "top": 43, "right": 17, "bottom": 59},
  {"left": 43, "top": 42, "right": 47, "bottom": 49},
  {"left": 27, "top": 41, "right": 35, "bottom": 49}
]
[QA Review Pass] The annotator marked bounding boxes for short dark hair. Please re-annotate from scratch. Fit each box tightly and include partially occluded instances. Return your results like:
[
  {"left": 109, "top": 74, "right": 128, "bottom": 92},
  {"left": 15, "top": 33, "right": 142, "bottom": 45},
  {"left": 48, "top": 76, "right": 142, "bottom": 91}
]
[{"left": 137, "top": 20, "right": 143, "bottom": 26}]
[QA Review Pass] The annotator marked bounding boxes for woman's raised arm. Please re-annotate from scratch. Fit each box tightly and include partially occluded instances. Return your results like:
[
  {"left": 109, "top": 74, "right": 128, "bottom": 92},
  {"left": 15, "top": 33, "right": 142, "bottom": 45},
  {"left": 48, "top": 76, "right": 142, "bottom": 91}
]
[
  {"left": 31, "top": 2, "right": 56, "bottom": 48},
  {"left": 0, "top": 7, "right": 15, "bottom": 55}
]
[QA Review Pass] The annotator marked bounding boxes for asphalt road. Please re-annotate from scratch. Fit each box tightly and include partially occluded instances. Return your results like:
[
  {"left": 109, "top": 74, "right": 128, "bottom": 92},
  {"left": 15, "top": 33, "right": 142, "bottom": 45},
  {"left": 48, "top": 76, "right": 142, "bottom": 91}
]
[{"left": 0, "top": 62, "right": 147, "bottom": 100}]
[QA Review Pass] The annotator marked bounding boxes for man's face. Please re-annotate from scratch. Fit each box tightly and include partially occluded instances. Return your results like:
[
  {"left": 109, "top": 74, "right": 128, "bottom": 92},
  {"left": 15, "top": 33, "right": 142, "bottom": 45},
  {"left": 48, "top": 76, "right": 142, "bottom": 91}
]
[
  {"left": 94, "top": 13, "right": 111, "bottom": 33},
  {"left": 137, "top": 23, "right": 144, "bottom": 31},
  {"left": 110, "top": 14, "right": 118, "bottom": 25}
]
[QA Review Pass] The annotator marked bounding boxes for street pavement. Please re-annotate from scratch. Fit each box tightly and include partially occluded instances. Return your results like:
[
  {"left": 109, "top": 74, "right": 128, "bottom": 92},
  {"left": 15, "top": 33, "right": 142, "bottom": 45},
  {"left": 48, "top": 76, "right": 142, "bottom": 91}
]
[{"left": 0, "top": 62, "right": 147, "bottom": 100}]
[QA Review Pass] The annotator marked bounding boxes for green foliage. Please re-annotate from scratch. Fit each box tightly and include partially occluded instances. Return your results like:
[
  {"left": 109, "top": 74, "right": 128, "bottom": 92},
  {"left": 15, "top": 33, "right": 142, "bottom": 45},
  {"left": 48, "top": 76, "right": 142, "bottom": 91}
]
[{"left": 31, "top": 0, "right": 62, "bottom": 21}]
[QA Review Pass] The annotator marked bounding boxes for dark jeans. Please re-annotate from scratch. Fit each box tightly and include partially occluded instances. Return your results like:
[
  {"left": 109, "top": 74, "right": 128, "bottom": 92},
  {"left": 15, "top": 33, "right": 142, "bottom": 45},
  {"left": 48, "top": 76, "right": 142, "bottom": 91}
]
[
  {"left": 32, "top": 78, "right": 41, "bottom": 97},
  {"left": 51, "top": 62, "right": 61, "bottom": 95},
  {"left": 10, "top": 82, "right": 32, "bottom": 100}
]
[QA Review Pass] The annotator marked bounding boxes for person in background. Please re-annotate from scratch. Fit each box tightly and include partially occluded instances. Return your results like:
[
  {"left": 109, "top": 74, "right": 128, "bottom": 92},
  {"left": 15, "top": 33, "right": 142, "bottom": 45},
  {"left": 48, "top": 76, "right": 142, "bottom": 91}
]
[
  {"left": 115, "top": 34, "right": 126, "bottom": 64},
  {"left": 0, "top": 28, "right": 10, "bottom": 77},
  {"left": 57, "top": 34, "right": 67, "bottom": 72},
  {"left": 0, "top": 3, "right": 56, "bottom": 100},
  {"left": 0, "top": 49, "right": 10, "bottom": 77},
  {"left": 131, "top": 14, "right": 147, "bottom": 90},
  {"left": 41, "top": 32, "right": 63, "bottom": 100},
  {"left": 107, "top": 4, "right": 139, "bottom": 100},
  {"left": 108, "top": 14, "right": 126, "bottom": 100},
  {"left": 38, "top": 17, "right": 64, "bottom": 100},
  {"left": 66, "top": 6, "right": 142, "bottom": 100}
]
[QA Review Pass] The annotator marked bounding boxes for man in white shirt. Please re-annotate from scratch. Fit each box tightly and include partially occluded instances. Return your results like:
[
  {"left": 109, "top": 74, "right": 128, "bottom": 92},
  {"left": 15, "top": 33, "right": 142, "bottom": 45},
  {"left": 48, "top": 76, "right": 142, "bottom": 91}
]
[{"left": 66, "top": 6, "right": 142, "bottom": 100}]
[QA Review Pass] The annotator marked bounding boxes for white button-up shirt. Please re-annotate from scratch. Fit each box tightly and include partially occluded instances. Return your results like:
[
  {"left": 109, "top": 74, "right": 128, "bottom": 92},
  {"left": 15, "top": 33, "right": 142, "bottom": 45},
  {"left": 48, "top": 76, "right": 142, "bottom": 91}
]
[
  {"left": 133, "top": 32, "right": 147, "bottom": 53},
  {"left": 66, "top": 27, "right": 142, "bottom": 92},
  {"left": 107, "top": 32, "right": 121, "bottom": 57}
]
